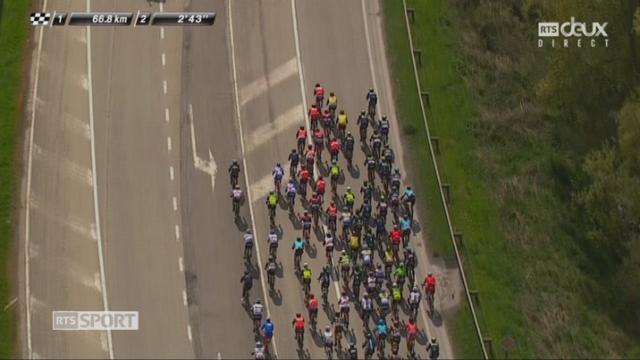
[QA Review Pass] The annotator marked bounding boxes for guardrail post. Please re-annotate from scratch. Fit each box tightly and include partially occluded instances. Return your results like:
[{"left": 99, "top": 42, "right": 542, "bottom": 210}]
[
  {"left": 413, "top": 49, "right": 422, "bottom": 67},
  {"left": 421, "top": 91, "right": 431, "bottom": 108},
  {"left": 454, "top": 231, "right": 463, "bottom": 249},
  {"left": 430, "top": 136, "right": 440, "bottom": 155},
  {"left": 441, "top": 183, "right": 451, "bottom": 204},
  {"left": 483, "top": 338, "right": 495, "bottom": 359},
  {"left": 406, "top": 7, "right": 415, "bottom": 24}
]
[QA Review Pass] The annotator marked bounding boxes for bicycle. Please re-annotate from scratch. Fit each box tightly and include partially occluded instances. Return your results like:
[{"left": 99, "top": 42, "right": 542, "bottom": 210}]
[
  {"left": 269, "top": 242, "right": 278, "bottom": 259},
  {"left": 303, "top": 279, "right": 311, "bottom": 297},
  {"left": 427, "top": 291, "right": 435, "bottom": 314},
  {"left": 287, "top": 193, "right": 295, "bottom": 214},
  {"left": 268, "top": 271, "right": 275, "bottom": 291},
  {"left": 368, "top": 103, "right": 376, "bottom": 121},
  {"left": 328, "top": 215, "right": 337, "bottom": 234},
  {"left": 297, "top": 137, "right": 305, "bottom": 155},
  {"left": 295, "top": 329, "right": 304, "bottom": 350},
  {"left": 407, "top": 335, "right": 416, "bottom": 358},
  {"left": 331, "top": 174, "right": 338, "bottom": 194},
  {"left": 253, "top": 315, "right": 261, "bottom": 334},
  {"left": 244, "top": 244, "right": 252, "bottom": 263},
  {"left": 294, "top": 251, "right": 302, "bottom": 273},
  {"left": 321, "top": 283, "right": 329, "bottom": 303},
  {"left": 232, "top": 197, "right": 241, "bottom": 218},
  {"left": 325, "top": 340, "right": 334, "bottom": 359},
  {"left": 268, "top": 206, "right": 276, "bottom": 226}
]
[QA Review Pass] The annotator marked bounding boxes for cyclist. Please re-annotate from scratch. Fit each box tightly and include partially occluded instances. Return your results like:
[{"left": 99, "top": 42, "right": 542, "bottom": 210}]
[
  {"left": 228, "top": 159, "right": 241, "bottom": 186},
  {"left": 310, "top": 192, "right": 322, "bottom": 226},
  {"left": 366, "top": 271, "right": 377, "bottom": 295},
  {"left": 374, "top": 264, "right": 386, "bottom": 290},
  {"left": 243, "top": 229, "right": 254, "bottom": 262},
  {"left": 376, "top": 318, "right": 388, "bottom": 351},
  {"left": 332, "top": 312, "right": 346, "bottom": 349},
  {"left": 322, "top": 325, "right": 334, "bottom": 356},
  {"left": 326, "top": 201, "right": 338, "bottom": 232},
  {"left": 405, "top": 318, "right": 418, "bottom": 355},
  {"left": 344, "top": 131, "right": 355, "bottom": 163},
  {"left": 299, "top": 210, "right": 312, "bottom": 243},
  {"left": 308, "top": 104, "right": 320, "bottom": 129},
  {"left": 341, "top": 210, "right": 353, "bottom": 241},
  {"left": 376, "top": 216, "right": 387, "bottom": 245},
  {"left": 365, "top": 155, "right": 377, "bottom": 185},
  {"left": 329, "top": 160, "right": 341, "bottom": 193},
  {"left": 389, "top": 321, "right": 402, "bottom": 356},
  {"left": 390, "top": 225, "right": 402, "bottom": 258},
  {"left": 423, "top": 272, "right": 436, "bottom": 311},
  {"left": 297, "top": 165, "right": 310, "bottom": 197},
  {"left": 357, "top": 109, "right": 369, "bottom": 142},
  {"left": 338, "top": 291, "right": 351, "bottom": 325},
  {"left": 370, "top": 130, "right": 382, "bottom": 160},
  {"left": 390, "top": 168, "right": 401, "bottom": 190},
  {"left": 296, "top": 126, "right": 307, "bottom": 152},
  {"left": 327, "top": 92, "right": 338, "bottom": 113},
  {"left": 347, "top": 342, "right": 358, "bottom": 360},
  {"left": 292, "top": 313, "right": 305, "bottom": 348},
  {"left": 265, "top": 255, "right": 277, "bottom": 290},
  {"left": 377, "top": 196, "right": 389, "bottom": 222},
  {"left": 302, "top": 263, "right": 312, "bottom": 294},
  {"left": 408, "top": 285, "right": 421, "bottom": 319},
  {"left": 339, "top": 250, "right": 351, "bottom": 282},
  {"left": 329, "top": 137, "right": 340, "bottom": 163},
  {"left": 363, "top": 228, "right": 375, "bottom": 253},
  {"left": 267, "top": 228, "right": 279, "bottom": 258},
  {"left": 391, "top": 282, "right": 402, "bottom": 317},
  {"left": 286, "top": 178, "right": 297, "bottom": 210},
  {"left": 389, "top": 186, "right": 400, "bottom": 220},
  {"left": 343, "top": 187, "right": 356, "bottom": 213},
  {"left": 404, "top": 247, "right": 417, "bottom": 283},
  {"left": 351, "top": 263, "right": 363, "bottom": 299},
  {"left": 401, "top": 185, "right": 416, "bottom": 217},
  {"left": 358, "top": 200, "right": 372, "bottom": 226},
  {"left": 313, "top": 83, "right": 325, "bottom": 108},
  {"left": 321, "top": 109, "right": 333, "bottom": 135},
  {"left": 366, "top": 88, "right": 378, "bottom": 117},
  {"left": 379, "top": 289, "right": 391, "bottom": 317},
  {"left": 312, "top": 127, "right": 324, "bottom": 160},
  {"left": 315, "top": 176, "right": 326, "bottom": 200},
  {"left": 427, "top": 337, "right": 440, "bottom": 360},
  {"left": 304, "top": 144, "right": 315, "bottom": 174},
  {"left": 240, "top": 270, "right": 253, "bottom": 303},
  {"left": 252, "top": 341, "right": 266, "bottom": 360},
  {"left": 394, "top": 261, "right": 407, "bottom": 290},
  {"left": 288, "top": 149, "right": 300, "bottom": 177},
  {"left": 266, "top": 190, "right": 278, "bottom": 221},
  {"left": 261, "top": 318, "right": 275, "bottom": 353},
  {"left": 323, "top": 231, "right": 334, "bottom": 262},
  {"left": 382, "top": 144, "right": 394, "bottom": 167},
  {"left": 400, "top": 214, "right": 412, "bottom": 247},
  {"left": 360, "top": 292, "right": 373, "bottom": 325},
  {"left": 383, "top": 247, "right": 394, "bottom": 278},
  {"left": 379, "top": 115, "right": 390, "bottom": 145},
  {"left": 251, "top": 299, "right": 264, "bottom": 332},
  {"left": 272, "top": 163, "right": 284, "bottom": 193},
  {"left": 318, "top": 264, "right": 331, "bottom": 302},
  {"left": 230, "top": 184, "right": 243, "bottom": 214},
  {"left": 306, "top": 293, "right": 318, "bottom": 326},
  {"left": 336, "top": 110, "right": 348, "bottom": 138},
  {"left": 362, "top": 332, "right": 376, "bottom": 359},
  {"left": 292, "top": 237, "right": 305, "bottom": 271},
  {"left": 361, "top": 243, "right": 373, "bottom": 270}
]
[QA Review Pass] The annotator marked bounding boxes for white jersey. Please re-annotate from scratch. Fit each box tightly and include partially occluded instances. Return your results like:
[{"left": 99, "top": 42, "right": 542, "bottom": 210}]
[
  {"left": 323, "top": 331, "right": 334, "bottom": 345},
  {"left": 254, "top": 347, "right": 265, "bottom": 360},
  {"left": 268, "top": 233, "right": 278, "bottom": 244},
  {"left": 232, "top": 189, "right": 243, "bottom": 199},
  {"left": 339, "top": 296, "right": 350, "bottom": 309},
  {"left": 361, "top": 249, "right": 372, "bottom": 265},
  {"left": 324, "top": 235, "right": 334, "bottom": 248},
  {"left": 361, "top": 297, "right": 372, "bottom": 310},
  {"left": 252, "top": 303, "right": 263, "bottom": 316},
  {"left": 409, "top": 290, "right": 421, "bottom": 304},
  {"left": 243, "top": 233, "right": 254, "bottom": 246}
]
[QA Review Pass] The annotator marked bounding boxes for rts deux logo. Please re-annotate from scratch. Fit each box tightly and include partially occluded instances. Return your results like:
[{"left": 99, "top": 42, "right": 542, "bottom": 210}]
[{"left": 538, "top": 17, "right": 609, "bottom": 48}]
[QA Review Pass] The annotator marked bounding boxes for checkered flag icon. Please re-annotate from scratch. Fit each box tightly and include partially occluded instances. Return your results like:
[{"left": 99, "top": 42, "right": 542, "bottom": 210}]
[{"left": 30, "top": 12, "right": 51, "bottom": 26}]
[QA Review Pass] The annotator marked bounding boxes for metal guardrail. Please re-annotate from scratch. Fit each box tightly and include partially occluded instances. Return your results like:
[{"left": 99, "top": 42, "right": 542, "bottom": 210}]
[{"left": 400, "top": 1, "right": 489, "bottom": 358}]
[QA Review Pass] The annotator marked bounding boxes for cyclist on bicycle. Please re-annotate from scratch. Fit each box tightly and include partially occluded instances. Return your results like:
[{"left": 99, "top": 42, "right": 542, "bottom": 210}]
[
  {"left": 351, "top": 265, "right": 363, "bottom": 299},
  {"left": 315, "top": 176, "right": 326, "bottom": 199},
  {"left": 343, "top": 187, "right": 356, "bottom": 212},
  {"left": 391, "top": 282, "right": 402, "bottom": 314},
  {"left": 302, "top": 263, "right": 313, "bottom": 292},
  {"left": 338, "top": 291, "right": 350, "bottom": 322},
  {"left": 408, "top": 285, "right": 421, "bottom": 317},
  {"left": 344, "top": 131, "right": 355, "bottom": 162},
  {"left": 286, "top": 178, "right": 297, "bottom": 208},
  {"left": 329, "top": 160, "right": 341, "bottom": 192},
  {"left": 262, "top": 318, "right": 274, "bottom": 344},
  {"left": 240, "top": 270, "right": 253, "bottom": 301},
  {"left": 405, "top": 318, "right": 418, "bottom": 353},
  {"left": 332, "top": 312, "right": 345, "bottom": 348},
  {"left": 266, "top": 190, "right": 278, "bottom": 218},
  {"left": 366, "top": 88, "right": 378, "bottom": 111},
  {"left": 370, "top": 130, "right": 382, "bottom": 159},
  {"left": 394, "top": 261, "right": 407, "bottom": 289},
  {"left": 404, "top": 247, "right": 417, "bottom": 281},
  {"left": 339, "top": 250, "right": 351, "bottom": 279},
  {"left": 252, "top": 341, "right": 266, "bottom": 360},
  {"left": 308, "top": 105, "right": 320, "bottom": 129},
  {"left": 272, "top": 163, "right": 284, "bottom": 192},
  {"left": 296, "top": 125, "right": 307, "bottom": 149},
  {"left": 230, "top": 184, "right": 243, "bottom": 213},
  {"left": 377, "top": 196, "right": 389, "bottom": 222},
  {"left": 427, "top": 337, "right": 440, "bottom": 359},
  {"left": 360, "top": 243, "right": 373, "bottom": 269},
  {"left": 347, "top": 342, "right": 358, "bottom": 360},
  {"left": 360, "top": 292, "right": 373, "bottom": 325},
  {"left": 376, "top": 318, "right": 388, "bottom": 346},
  {"left": 357, "top": 109, "right": 369, "bottom": 142},
  {"left": 390, "top": 225, "right": 402, "bottom": 257},
  {"left": 382, "top": 144, "right": 394, "bottom": 166},
  {"left": 312, "top": 127, "right": 324, "bottom": 159},
  {"left": 383, "top": 248, "right": 394, "bottom": 277},
  {"left": 424, "top": 272, "right": 436, "bottom": 295},
  {"left": 306, "top": 293, "right": 318, "bottom": 324},
  {"left": 365, "top": 155, "right": 377, "bottom": 184},
  {"left": 329, "top": 137, "right": 340, "bottom": 162},
  {"left": 267, "top": 229, "right": 279, "bottom": 257},
  {"left": 318, "top": 264, "right": 331, "bottom": 301},
  {"left": 228, "top": 159, "right": 241, "bottom": 185},
  {"left": 374, "top": 264, "right": 386, "bottom": 289},
  {"left": 401, "top": 185, "right": 416, "bottom": 215},
  {"left": 299, "top": 210, "right": 312, "bottom": 240},
  {"left": 321, "top": 109, "right": 333, "bottom": 133},
  {"left": 336, "top": 110, "right": 348, "bottom": 137},
  {"left": 251, "top": 299, "right": 264, "bottom": 328},
  {"left": 288, "top": 149, "right": 300, "bottom": 176},
  {"left": 389, "top": 321, "right": 402, "bottom": 356},
  {"left": 341, "top": 210, "right": 353, "bottom": 240},
  {"left": 327, "top": 92, "right": 338, "bottom": 114},
  {"left": 363, "top": 332, "right": 376, "bottom": 358},
  {"left": 265, "top": 255, "right": 277, "bottom": 289},
  {"left": 313, "top": 83, "right": 325, "bottom": 107},
  {"left": 310, "top": 192, "right": 322, "bottom": 226},
  {"left": 379, "top": 115, "right": 390, "bottom": 144},
  {"left": 326, "top": 201, "right": 338, "bottom": 231},
  {"left": 322, "top": 325, "right": 334, "bottom": 354},
  {"left": 292, "top": 313, "right": 305, "bottom": 346},
  {"left": 323, "top": 231, "right": 334, "bottom": 261},
  {"left": 243, "top": 229, "right": 254, "bottom": 258},
  {"left": 297, "top": 165, "right": 310, "bottom": 197},
  {"left": 358, "top": 200, "right": 372, "bottom": 226},
  {"left": 379, "top": 289, "right": 391, "bottom": 316},
  {"left": 292, "top": 237, "right": 305, "bottom": 270},
  {"left": 400, "top": 214, "right": 412, "bottom": 247}
]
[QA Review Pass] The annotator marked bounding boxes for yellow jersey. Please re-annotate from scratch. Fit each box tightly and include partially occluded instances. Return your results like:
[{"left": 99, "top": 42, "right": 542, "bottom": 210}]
[
  {"left": 337, "top": 113, "right": 348, "bottom": 126},
  {"left": 327, "top": 95, "right": 337, "bottom": 107}
]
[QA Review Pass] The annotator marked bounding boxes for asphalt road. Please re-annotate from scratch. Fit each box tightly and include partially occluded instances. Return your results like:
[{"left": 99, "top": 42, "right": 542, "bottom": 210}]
[{"left": 20, "top": 0, "right": 456, "bottom": 358}]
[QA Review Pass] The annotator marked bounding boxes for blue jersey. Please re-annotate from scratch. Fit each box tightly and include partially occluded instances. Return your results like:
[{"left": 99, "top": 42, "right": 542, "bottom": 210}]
[
  {"left": 292, "top": 240, "right": 305, "bottom": 251},
  {"left": 262, "top": 322, "right": 274, "bottom": 337},
  {"left": 403, "top": 189, "right": 415, "bottom": 200},
  {"left": 286, "top": 183, "right": 297, "bottom": 197},
  {"left": 400, "top": 218, "right": 412, "bottom": 231},
  {"left": 273, "top": 167, "right": 284, "bottom": 180},
  {"left": 376, "top": 323, "right": 388, "bottom": 335}
]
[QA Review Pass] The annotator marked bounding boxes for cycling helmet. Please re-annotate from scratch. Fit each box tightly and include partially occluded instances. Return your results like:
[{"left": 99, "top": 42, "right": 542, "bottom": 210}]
[
  {"left": 392, "top": 282, "right": 397, "bottom": 287},
  {"left": 363, "top": 292, "right": 369, "bottom": 297},
  {"left": 431, "top": 337, "right": 437, "bottom": 343},
  {"left": 380, "top": 195, "right": 386, "bottom": 201},
  {"left": 406, "top": 186, "right": 412, "bottom": 190},
  {"left": 382, "top": 115, "right": 387, "bottom": 121},
  {"left": 339, "top": 110, "right": 345, "bottom": 114},
  {"left": 347, "top": 186, "right": 351, "bottom": 191},
  {"left": 373, "top": 130, "right": 379, "bottom": 135},
  {"left": 393, "top": 224, "right": 398, "bottom": 229},
  {"left": 378, "top": 319, "right": 385, "bottom": 325},
  {"left": 315, "top": 83, "right": 320, "bottom": 87},
  {"left": 244, "top": 270, "right": 249, "bottom": 275},
  {"left": 366, "top": 332, "right": 372, "bottom": 338},
  {"left": 325, "top": 325, "right": 331, "bottom": 331},
  {"left": 332, "top": 160, "right": 337, "bottom": 164},
  {"left": 323, "top": 264, "right": 331, "bottom": 271},
  {"left": 318, "top": 176, "right": 323, "bottom": 180},
  {"left": 304, "top": 262, "right": 309, "bottom": 267},
  {"left": 268, "top": 255, "right": 274, "bottom": 261},
  {"left": 246, "top": 229, "right": 252, "bottom": 234},
  {"left": 361, "top": 109, "right": 366, "bottom": 115},
  {"left": 266, "top": 318, "right": 271, "bottom": 322},
  {"left": 256, "top": 299, "right": 261, "bottom": 304},
  {"left": 232, "top": 159, "right": 238, "bottom": 164},
  {"left": 309, "top": 293, "right": 315, "bottom": 298},
  {"left": 341, "top": 250, "right": 346, "bottom": 254},
  {"left": 369, "top": 88, "right": 374, "bottom": 92},
  {"left": 347, "top": 131, "right": 352, "bottom": 136},
  {"left": 428, "top": 272, "right": 433, "bottom": 276},
  {"left": 296, "top": 313, "right": 301, "bottom": 317},
  {"left": 256, "top": 341, "right": 262, "bottom": 347},
  {"left": 235, "top": 184, "right": 240, "bottom": 189},
  {"left": 330, "top": 92, "right": 335, "bottom": 96},
  {"left": 323, "top": 109, "right": 330, "bottom": 115},
  {"left": 413, "top": 285, "right": 419, "bottom": 291},
  {"left": 276, "top": 162, "right": 281, "bottom": 167}
]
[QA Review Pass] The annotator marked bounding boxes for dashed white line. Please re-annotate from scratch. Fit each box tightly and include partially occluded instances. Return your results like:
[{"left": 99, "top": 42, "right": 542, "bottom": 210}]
[
  {"left": 160, "top": 27, "right": 165, "bottom": 40},
  {"left": 173, "top": 196, "right": 178, "bottom": 211},
  {"left": 187, "top": 325, "right": 192, "bottom": 342},
  {"left": 161, "top": 53, "right": 166, "bottom": 67},
  {"left": 165, "top": 108, "right": 170, "bottom": 122},
  {"left": 178, "top": 257, "right": 184, "bottom": 272},
  {"left": 169, "top": 166, "right": 175, "bottom": 181},
  {"left": 163, "top": 80, "right": 167, "bottom": 95},
  {"left": 159, "top": 1, "right": 164, "bottom": 12},
  {"left": 175, "top": 224, "right": 180, "bottom": 241},
  {"left": 182, "top": 290, "right": 187, "bottom": 306},
  {"left": 167, "top": 136, "right": 172, "bottom": 151}
]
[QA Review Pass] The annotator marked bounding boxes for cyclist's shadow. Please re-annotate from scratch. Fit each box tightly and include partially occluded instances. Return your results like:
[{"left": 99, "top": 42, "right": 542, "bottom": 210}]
[
  {"left": 295, "top": 348, "right": 310, "bottom": 359},
  {"left": 268, "top": 287, "right": 282, "bottom": 306},
  {"left": 234, "top": 215, "right": 248, "bottom": 231},
  {"left": 347, "top": 164, "right": 360, "bottom": 179}
]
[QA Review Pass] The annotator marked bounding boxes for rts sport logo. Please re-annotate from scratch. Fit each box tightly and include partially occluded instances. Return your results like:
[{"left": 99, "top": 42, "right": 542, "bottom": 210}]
[{"left": 538, "top": 17, "right": 609, "bottom": 48}]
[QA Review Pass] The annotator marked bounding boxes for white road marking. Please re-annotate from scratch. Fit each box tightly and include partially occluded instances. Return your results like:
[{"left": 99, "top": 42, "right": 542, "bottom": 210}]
[
  {"left": 169, "top": 166, "right": 175, "bottom": 181},
  {"left": 239, "top": 57, "right": 297, "bottom": 106},
  {"left": 173, "top": 196, "right": 178, "bottom": 211},
  {"left": 245, "top": 104, "right": 303, "bottom": 153},
  {"left": 163, "top": 80, "right": 167, "bottom": 94},
  {"left": 86, "top": 0, "right": 114, "bottom": 357},
  {"left": 25, "top": 3, "right": 48, "bottom": 349},
  {"left": 227, "top": 1, "right": 278, "bottom": 357},
  {"left": 178, "top": 257, "right": 184, "bottom": 272},
  {"left": 182, "top": 290, "right": 187, "bottom": 306},
  {"left": 187, "top": 325, "right": 192, "bottom": 342},
  {"left": 167, "top": 136, "right": 172, "bottom": 151},
  {"left": 249, "top": 173, "right": 273, "bottom": 202},
  {"left": 165, "top": 108, "right": 170, "bottom": 122},
  {"left": 3, "top": 297, "right": 17, "bottom": 311},
  {"left": 159, "top": 1, "right": 164, "bottom": 12},
  {"left": 161, "top": 53, "right": 166, "bottom": 67},
  {"left": 160, "top": 27, "right": 165, "bottom": 40},
  {"left": 79, "top": 73, "right": 89, "bottom": 90},
  {"left": 189, "top": 104, "right": 217, "bottom": 193},
  {"left": 64, "top": 112, "right": 91, "bottom": 140},
  {"left": 100, "top": 332, "right": 109, "bottom": 352},
  {"left": 175, "top": 224, "right": 180, "bottom": 241}
]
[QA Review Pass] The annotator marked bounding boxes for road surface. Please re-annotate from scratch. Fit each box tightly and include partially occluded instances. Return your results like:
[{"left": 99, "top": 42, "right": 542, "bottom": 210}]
[{"left": 19, "top": 0, "right": 457, "bottom": 358}]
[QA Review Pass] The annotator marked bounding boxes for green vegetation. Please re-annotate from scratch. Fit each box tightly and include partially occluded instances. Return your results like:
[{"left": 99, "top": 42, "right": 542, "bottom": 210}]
[
  {"left": 0, "top": 0, "right": 32, "bottom": 357},
  {"left": 383, "top": 0, "right": 640, "bottom": 358}
]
